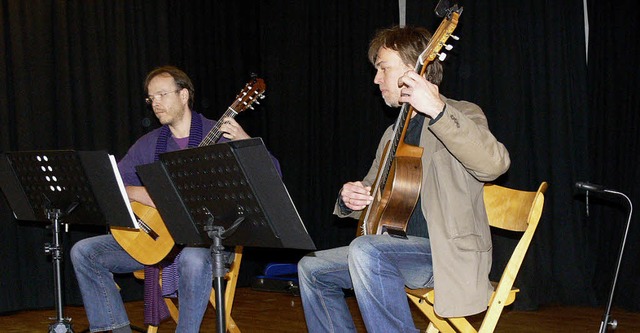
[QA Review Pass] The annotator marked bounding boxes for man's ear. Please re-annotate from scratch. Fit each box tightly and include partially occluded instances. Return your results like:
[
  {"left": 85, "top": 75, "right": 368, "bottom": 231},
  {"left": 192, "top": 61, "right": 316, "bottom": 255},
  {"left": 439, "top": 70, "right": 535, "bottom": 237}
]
[{"left": 180, "top": 88, "right": 189, "bottom": 104}]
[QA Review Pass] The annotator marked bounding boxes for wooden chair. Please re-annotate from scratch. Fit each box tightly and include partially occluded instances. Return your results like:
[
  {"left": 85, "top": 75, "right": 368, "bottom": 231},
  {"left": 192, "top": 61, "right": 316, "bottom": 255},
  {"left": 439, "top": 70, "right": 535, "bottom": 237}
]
[
  {"left": 406, "top": 182, "right": 548, "bottom": 333},
  {"left": 134, "top": 245, "right": 243, "bottom": 333}
]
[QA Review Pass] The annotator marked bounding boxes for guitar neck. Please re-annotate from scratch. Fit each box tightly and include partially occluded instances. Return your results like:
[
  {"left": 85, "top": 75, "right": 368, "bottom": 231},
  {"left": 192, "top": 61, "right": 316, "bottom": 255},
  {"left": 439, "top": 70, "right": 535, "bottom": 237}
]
[
  {"left": 374, "top": 105, "right": 411, "bottom": 192},
  {"left": 198, "top": 77, "right": 266, "bottom": 147},
  {"left": 199, "top": 108, "right": 238, "bottom": 147},
  {"left": 371, "top": 57, "right": 422, "bottom": 195}
]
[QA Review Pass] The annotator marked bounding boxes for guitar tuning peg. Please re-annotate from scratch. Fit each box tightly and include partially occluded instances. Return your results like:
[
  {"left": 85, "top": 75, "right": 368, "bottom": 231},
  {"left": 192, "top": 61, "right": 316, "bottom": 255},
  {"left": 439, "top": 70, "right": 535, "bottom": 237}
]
[
  {"left": 254, "top": 100, "right": 260, "bottom": 104},
  {"left": 259, "top": 94, "right": 266, "bottom": 99},
  {"left": 438, "top": 52, "right": 447, "bottom": 61},
  {"left": 450, "top": 35, "right": 460, "bottom": 41},
  {"left": 444, "top": 44, "right": 453, "bottom": 51}
]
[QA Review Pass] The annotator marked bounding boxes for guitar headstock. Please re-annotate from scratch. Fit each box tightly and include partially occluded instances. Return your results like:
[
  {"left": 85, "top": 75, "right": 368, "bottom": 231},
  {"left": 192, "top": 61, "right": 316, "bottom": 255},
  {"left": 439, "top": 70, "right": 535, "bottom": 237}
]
[
  {"left": 418, "top": 5, "right": 462, "bottom": 69},
  {"left": 230, "top": 77, "right": 266, "bottom": 113}
]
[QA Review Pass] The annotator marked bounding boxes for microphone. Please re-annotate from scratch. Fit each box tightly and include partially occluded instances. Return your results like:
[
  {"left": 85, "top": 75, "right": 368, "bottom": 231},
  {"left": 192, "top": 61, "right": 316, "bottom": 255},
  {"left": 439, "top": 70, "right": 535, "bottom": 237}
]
[{"left": 575, "top": 181, "right": 608, "bottom": 193}]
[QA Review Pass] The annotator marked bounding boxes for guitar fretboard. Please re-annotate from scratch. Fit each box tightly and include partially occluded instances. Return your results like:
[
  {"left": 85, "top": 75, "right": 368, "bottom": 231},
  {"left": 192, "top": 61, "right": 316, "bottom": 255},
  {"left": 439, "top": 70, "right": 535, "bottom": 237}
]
[{"left": 199, "top": 108, "right": 238, "bottom": 146}]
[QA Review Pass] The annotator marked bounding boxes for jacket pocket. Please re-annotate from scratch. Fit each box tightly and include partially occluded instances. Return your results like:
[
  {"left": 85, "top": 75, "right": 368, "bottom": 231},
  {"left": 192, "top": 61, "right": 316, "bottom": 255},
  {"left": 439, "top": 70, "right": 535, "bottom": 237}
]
[{"left": 429, "top": 150, "right": 491, "bottom": 252}]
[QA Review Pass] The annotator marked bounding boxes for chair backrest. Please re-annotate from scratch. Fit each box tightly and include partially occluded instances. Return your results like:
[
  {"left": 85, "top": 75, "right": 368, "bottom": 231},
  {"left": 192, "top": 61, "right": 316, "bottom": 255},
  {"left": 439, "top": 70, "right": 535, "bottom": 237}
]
[
  {"left": 479, "top": 181, "right": 548, "bottom": 332},
  {"left": 483, "top": 182, "right": 547, "bottom": 232}
]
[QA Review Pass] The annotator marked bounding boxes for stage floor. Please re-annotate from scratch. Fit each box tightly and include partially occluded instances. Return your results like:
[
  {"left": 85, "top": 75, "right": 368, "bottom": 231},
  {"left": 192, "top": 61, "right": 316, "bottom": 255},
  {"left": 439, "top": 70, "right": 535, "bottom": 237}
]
[{"left": 1, "top": 286, "right": 639, "bottom": 332}]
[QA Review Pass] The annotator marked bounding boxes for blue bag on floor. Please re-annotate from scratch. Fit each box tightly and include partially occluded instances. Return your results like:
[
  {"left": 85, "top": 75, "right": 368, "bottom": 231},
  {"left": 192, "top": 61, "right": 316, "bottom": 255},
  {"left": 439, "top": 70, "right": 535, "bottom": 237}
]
[{"left": 251, "top": 262, "right": 299, "bottom": 296}]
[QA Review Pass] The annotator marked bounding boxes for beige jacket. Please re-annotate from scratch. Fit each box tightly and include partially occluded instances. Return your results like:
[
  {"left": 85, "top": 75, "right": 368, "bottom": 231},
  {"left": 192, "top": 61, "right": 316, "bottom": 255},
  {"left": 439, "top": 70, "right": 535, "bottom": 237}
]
[{"left": 334, "top": 97, "right": 510, "bottom": 317}]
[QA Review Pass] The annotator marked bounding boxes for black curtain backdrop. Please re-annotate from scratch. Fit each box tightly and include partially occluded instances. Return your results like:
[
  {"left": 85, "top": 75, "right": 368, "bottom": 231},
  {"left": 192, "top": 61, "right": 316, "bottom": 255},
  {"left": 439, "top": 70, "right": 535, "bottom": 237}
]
[
  {"left": 587, "top": 0, "right": 640, "bottom": 312},
  {"left": 1, "top": 0, "right": 638, "bottom": 319}
]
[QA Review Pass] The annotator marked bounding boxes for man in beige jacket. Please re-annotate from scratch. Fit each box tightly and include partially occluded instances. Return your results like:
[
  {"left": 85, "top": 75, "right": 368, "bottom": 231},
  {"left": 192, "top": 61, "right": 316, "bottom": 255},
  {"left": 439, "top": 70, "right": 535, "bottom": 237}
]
[{"left": 298, "top": 25, "right": 510, "bottom": 333}]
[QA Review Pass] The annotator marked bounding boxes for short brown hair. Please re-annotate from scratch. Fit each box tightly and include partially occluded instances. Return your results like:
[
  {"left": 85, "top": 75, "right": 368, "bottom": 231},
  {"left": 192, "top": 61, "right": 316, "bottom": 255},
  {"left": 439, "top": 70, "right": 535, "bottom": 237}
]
[
  {"left": 368, "top": 26, "right": 443, "bottom": 85},
  {"left": 144, "top": 66, "right": 195, "bottom": 108}
]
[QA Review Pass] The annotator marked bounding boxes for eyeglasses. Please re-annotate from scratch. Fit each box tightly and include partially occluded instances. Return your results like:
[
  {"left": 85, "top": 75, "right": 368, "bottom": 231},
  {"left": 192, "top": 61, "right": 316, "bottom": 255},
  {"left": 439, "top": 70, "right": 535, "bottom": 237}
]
[{"left": 145, "top": 89, "right": 181, "bottom": 104}]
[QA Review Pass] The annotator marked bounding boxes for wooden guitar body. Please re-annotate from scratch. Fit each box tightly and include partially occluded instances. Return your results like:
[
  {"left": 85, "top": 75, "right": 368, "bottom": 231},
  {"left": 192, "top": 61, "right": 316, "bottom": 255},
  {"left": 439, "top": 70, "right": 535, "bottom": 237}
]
[
  {"left": 110, "top": 202, "right": 174, "bottom": 265},
  {"left": 361, "top": 143, "right": 423, "bottom": 236}
]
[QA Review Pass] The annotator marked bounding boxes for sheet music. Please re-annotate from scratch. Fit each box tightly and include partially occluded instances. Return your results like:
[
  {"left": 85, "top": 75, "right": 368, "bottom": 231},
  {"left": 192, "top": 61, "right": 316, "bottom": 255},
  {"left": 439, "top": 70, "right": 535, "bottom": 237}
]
[{"left": 109, "top": 155, "right": 140, "bottom": 229}]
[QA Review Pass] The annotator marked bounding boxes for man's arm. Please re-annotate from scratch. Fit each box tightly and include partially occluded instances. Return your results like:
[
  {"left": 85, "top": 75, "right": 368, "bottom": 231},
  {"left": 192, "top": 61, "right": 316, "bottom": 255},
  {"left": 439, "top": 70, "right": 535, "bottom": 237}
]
[
  {"left": 397, "top": 71, "right": 510, "bottom": 181},
  {"left": 125, "top": 186, "right": 155, "bottom": 208},
  {"left": 428, "top": 100, "right": 511, "bottom": 181}
]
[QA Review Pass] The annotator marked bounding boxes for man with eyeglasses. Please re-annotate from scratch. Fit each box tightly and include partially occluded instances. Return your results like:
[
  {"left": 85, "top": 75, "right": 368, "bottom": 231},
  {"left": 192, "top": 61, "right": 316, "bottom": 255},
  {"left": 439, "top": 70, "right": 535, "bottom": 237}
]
[{"left": 71, "top": 66, "right": 279, "bottom": 333}]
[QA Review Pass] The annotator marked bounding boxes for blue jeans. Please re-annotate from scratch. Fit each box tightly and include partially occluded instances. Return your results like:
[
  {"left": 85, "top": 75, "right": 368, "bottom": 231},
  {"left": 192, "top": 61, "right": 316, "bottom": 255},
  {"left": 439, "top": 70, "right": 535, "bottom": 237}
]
[
  {"left": 70, "top": 234, "right": 212, "bottom": 333},
  {"left": 298, "top": 235, "right": 433, "bottom": 333}
]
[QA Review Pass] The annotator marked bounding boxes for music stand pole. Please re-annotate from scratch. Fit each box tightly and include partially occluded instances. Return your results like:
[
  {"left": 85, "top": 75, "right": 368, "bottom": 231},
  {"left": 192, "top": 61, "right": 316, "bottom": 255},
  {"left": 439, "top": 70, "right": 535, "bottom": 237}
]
[
  {"left": 45, "top": 206, "right": 76, "bottom": 333},
  {"left": 206, "top": 224, "right": 227, "bottom": 333},
  {"left": 203, "top": 209, "right": 245, "bottom": 333}
]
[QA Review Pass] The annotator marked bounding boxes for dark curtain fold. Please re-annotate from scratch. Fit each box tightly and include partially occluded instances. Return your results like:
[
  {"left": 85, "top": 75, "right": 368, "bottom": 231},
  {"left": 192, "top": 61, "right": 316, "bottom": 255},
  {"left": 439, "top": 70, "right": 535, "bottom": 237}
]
[
  {"left": 1, "top": 0, "right": 638, "bottom": 318},
  {"left": 587, "top": 0, "right": 640, "bottom": 312}
]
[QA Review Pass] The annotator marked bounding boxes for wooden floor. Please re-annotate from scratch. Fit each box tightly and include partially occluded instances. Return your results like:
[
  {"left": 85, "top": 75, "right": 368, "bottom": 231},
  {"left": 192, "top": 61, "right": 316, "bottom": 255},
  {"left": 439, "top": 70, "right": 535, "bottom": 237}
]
[{"left": 1, "top": 287, "right": 639, "bottom": 332}]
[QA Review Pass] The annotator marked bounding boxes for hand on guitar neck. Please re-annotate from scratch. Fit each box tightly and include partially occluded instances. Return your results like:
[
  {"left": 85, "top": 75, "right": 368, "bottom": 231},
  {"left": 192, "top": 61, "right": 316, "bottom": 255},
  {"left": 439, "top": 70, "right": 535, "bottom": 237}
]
[
  {"left": 340, "top": 181, "right": 373, "bottom": 211},
  {"left": 397, "top": 70, "right": 446, "bottom": 119},
  {"left": 219, "top": 116, "right": 251, "bottom": 141}
]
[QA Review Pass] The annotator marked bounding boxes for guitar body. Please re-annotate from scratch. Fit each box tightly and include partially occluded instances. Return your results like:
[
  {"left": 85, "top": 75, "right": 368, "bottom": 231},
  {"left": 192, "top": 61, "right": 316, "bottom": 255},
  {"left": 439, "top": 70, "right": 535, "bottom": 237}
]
[
  {"left": 360, "top": 143, "right": 423, "bottom": 236},
  {"left": 111, "top": 202, "right": 175, "bottom": 265}
]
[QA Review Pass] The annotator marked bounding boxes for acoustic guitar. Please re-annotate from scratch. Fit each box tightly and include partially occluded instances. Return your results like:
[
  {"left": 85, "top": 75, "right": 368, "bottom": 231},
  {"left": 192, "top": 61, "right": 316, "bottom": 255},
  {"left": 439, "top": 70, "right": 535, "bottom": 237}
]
[
  {"left": 110, "top": 77, "right": 266, "bottom": 265},
  {"left": 358, "top": 6, "right": 462, "bottom": 237}
]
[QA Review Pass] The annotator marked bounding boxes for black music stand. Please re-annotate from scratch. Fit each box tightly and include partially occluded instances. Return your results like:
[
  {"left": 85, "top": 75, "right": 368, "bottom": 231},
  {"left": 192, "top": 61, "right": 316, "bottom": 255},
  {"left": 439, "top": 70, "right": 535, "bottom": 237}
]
[
  {"left": 136, "top": 137, "right": 315, "bottom": 333},
  {"left": 0, "top": 150, "right": 138, "bottom": 333}
]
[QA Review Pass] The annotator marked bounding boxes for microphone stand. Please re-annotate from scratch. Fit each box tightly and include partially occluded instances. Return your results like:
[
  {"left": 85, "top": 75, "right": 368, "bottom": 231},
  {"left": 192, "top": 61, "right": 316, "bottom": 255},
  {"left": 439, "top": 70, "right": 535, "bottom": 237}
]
[{"left": 576, "top": 182, "right": 633, "bottom": 333}]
